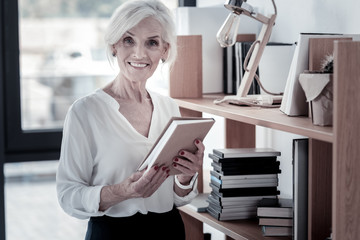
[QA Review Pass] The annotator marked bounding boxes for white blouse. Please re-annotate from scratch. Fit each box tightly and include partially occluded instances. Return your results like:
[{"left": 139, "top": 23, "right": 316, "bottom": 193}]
[{"left": 56, "top": 89, "right": 198, "bottom": 219}]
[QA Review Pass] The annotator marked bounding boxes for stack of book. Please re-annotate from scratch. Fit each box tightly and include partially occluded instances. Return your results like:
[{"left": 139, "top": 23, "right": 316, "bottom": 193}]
[
  {"left": 206, "top": 148, "right": 281, "bottom": 221},
  {"left": 257, "top": 198, "right": 293, "bottom": 237},
  {"left": 223, "top": 41, "right": 260, "bottom": 95}
]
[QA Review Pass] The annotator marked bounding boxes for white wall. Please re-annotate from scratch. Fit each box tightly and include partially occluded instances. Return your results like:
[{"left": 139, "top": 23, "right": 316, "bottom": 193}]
[
  {"left": 199, "top": 0, "right": 360, "bottom": 42},
  {"left": 194, "top": 0, "right": 360, "bottom": 198},
  {"left": 174, "top": 7, "right": 261, "bottom": 93}
]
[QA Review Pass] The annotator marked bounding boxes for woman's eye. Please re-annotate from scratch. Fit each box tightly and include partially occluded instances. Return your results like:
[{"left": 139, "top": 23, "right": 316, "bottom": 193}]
[
  {"left": 123, "top": 37, "right": 134, "bottom": 45},
  {"left": 148, "top": 39, "right": 159, "bottom": 47}
]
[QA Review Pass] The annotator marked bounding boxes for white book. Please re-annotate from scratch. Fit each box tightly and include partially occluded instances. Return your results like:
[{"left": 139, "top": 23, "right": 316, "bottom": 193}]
[
  {"left": 211, "top": 176, "right": 279, "bottom": 189},
  {"left": 235, "top": 42, "right": 242, "bottom": 94},
  {"left": 210, "top": 192, "right": 277, "bottom": 203},
  {"left": 211, "top": 171, "right": 278, "bottom": 181},
  {"left": 258, "top": 42, "right": 296, "bottom": 96},
  {"left": 280, "top": 33, "right": 360, "bottom": 116},
  {"left": 138, "top": 117, "right": 214, "bottom": 175},
  {"left": 213, "top": 148, "right": 280, "bottom": 158},
  {"left": 186, "top": 193, "right": 209, "bottom": 213},
  {"left": 211, "top": 175, "right": 278, "bottom": 184}
]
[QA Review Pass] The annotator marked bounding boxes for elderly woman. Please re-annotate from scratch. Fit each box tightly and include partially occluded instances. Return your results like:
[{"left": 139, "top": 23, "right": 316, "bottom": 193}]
[{"left": 56, "top": 1, "right": 204, "bottom": 239}]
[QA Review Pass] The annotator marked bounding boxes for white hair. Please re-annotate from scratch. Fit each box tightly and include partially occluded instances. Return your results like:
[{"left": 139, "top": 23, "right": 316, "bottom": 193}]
[{"left": 104, "top": 0, "right": 177, "bottom": 68}]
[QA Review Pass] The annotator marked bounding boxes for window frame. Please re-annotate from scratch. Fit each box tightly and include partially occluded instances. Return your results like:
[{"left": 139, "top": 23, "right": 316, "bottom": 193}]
[{"left": 2, "top": 0, "right": 61, "bottom": 163}]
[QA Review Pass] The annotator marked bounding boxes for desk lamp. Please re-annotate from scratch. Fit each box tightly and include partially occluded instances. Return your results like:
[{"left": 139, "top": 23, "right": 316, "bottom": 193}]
[{"left": 214, "top": 0, "right": 280, "bottom": 106}]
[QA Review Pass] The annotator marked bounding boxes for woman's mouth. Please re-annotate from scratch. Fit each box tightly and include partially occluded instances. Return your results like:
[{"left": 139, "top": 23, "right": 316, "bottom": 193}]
[{"left": 129, "top": 62, "right": 149, "bottom": 68}]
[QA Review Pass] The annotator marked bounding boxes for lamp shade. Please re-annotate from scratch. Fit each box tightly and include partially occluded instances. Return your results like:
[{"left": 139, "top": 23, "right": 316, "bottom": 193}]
[{"left": 216, "top": 12, "right": 241, "bottom": 47}]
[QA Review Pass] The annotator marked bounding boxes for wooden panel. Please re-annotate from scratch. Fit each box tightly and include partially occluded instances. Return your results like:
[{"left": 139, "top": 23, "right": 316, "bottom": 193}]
[
  {"left": 225, "top": 119, "right": 255, "bottom": 148},
  {"left": 236, "top": 34, "right": 256, "bottom": 42},
  {"left": 170, "top": 35, "right": 202, "bottom": 98},
  {"left": 333, "top": 40, "right": 360, "bottom": 240},
  {"left": 308, "top": 38, "right": 351, "bottom": 71},
  {"left": 179, "top": 210, "right": 204, "bottom": 240},
  {"left": 179, "top": 107, "right": 202, "bottom": 118},
  {"left": 174, "top": 96, "right": 333, "bottom": 143},
  {"left": 308, "top": 139, "right": 332, "bottom": 240},
  {"left": 178, "top": 206, "right": 291, "bottom": 240}
]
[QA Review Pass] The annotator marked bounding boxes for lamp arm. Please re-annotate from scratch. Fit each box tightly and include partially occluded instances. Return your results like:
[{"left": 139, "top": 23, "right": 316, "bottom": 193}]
[
  {"left": 214, "top": 0, "right": 279, "bottom": 105},
  {"left": 246, "top": 0, "right": 277, "bottom": 24},
  {"left": 236, "top": 13, "right": 276, "bottom": 97}
]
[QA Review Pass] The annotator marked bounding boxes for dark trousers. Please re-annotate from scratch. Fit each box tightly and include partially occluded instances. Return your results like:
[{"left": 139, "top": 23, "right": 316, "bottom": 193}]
[{"left": 85, "top": 207, "right": 185, "bottom": 240}]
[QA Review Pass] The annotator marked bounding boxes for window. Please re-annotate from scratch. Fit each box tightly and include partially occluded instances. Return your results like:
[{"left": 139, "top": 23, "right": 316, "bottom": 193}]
[
  {"left": 2, "top": 0, "right": 177, "bottom": 161},
  {"left": 19, "top": 0, "right": 121, "bottom": 131}
]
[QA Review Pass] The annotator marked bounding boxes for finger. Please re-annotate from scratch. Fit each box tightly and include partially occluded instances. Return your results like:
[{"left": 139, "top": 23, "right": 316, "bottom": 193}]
[
  {"left": 143, "top": 170, "right": 169, "bottom": 197},
  {"left": 143, "top": 177, "right": 167, "bottom": 197},
  {"left": 151, "top": 166, "right": 169, "bottom": 183},
  {"left": 178, "top": 150, "right": 196, "bottom": 163},
  {"left": 194, "top": 139, "right": 205, "bottom": 153},
  {"left": 176, "top": 151, "right": 203, "bottom": 169},
  {"left": 173, "top": 157, "right": 193, "bottom": 170},
  {"left": 142, "top": 165, "right": 160, "bottom": 182},
  {"left": 172, "top": 162, "right": 195, "bottom": 175},
  {"left": 129, "top": 171, "right": 144, "bottom": 182},
  {"left": 132, "top": 170, "right": 164, "bottom": 198},
  {"left": 178, "top": 139, "right": 205, "bottom": 163}
]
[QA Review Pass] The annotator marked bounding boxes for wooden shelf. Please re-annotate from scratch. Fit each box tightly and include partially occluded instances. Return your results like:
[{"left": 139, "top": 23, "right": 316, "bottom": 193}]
[
  {"left": 174, "top": 94, "right": 333, "bottom": 143},
  {"left": 171, "top": 37, "right": 359, "bottom": 240},
  {"left": 178, "top": 205, "right": 291, "bottom": 240},
  {"left": 175, "top": 93, "right": 333, "bottom": 240}
]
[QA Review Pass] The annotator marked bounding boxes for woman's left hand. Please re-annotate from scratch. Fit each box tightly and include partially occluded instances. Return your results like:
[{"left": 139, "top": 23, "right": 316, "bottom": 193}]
[{"left": 173, "top": 139, "right": 204, "bottom": 185}]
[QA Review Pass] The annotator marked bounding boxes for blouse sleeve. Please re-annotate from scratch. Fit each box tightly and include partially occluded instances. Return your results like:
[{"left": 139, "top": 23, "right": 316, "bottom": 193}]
[
  {"left": 56, "top": 106, "right": 104, "bottom": 219},
  {"left": 173, "top": 173, "right": 199, "bottom": 207}
]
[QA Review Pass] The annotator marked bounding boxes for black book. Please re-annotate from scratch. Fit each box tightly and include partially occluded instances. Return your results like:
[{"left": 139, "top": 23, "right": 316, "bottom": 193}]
[
  {"left": 210, "top": 183, "right": 280, "bottom": 197},
  {"left": 211, "top": 162, "right": 281, "bottom": 175},
  {"left": 293, "top": 138, "right": 309, "bottom": 240},
  {"left": 213, "top": 168, "right": 281, "bottom": 176},
  {"left": 207, "top": 202, "right": 258, "bottom": 214},
  {"left": 207, "top": 205, "right": 257, "bottom": 221},
  {"left": 238, "top": 41, "right": 261, "bottom": 95},
  {"left": 223, "top": 41, "right": 261, "bottom": 95},
  {"left": 209, "top": 191, "right": 278, "bottom": 206},
  {"left": 211, "top": 160, "right": 280, "bottom": 171},
  {"left": 208, "top": 153, "right": 278, "bottom": 164}
]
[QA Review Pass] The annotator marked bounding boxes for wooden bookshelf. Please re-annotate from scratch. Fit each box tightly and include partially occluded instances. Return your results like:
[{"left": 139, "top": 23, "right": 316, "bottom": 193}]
[
  {"left": 172, "top": 36, "right": 359, "bottom": 240},
  {"left": 175, "top": 94, "right": 333, "bottom": 240},
  {"left": 179, "top": 205, "right": 291, "bottom": 240},
  {"left": 175, "top": 94, "right": 333, "bottom": 143},
  {"left": 332, "top": 41, "right": 360, "bottom": 239}
]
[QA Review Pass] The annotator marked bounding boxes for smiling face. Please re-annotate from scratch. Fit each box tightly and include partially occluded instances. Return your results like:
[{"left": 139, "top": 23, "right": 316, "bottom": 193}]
[{"left": 113, "top": 17, "right": 168, "bottom": 84}]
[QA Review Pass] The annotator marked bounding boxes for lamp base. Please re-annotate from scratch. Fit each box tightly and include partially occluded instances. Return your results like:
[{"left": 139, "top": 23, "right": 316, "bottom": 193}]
[{"left": 213, "top": 94, "right": 282, "bottom": 107}]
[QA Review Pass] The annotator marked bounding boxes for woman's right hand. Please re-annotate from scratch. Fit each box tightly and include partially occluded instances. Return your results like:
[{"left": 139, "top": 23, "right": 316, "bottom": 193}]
[
  {"left": 99, "top": 165, "right": 169, "bottom": 211},
  {"left": 125, "top": 165, "right": 170, "bottom": 198}
]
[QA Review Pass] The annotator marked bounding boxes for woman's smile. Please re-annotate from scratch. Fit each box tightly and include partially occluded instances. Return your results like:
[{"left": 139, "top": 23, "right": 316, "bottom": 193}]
[{"left": 128, "top": 61, "right": 149, "bottom": 68}]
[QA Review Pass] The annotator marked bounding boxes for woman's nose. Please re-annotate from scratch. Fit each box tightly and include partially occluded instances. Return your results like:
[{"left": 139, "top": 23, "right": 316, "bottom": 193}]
[{"left": 133, "top": 44, "right": 146, "bottom": 59}]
